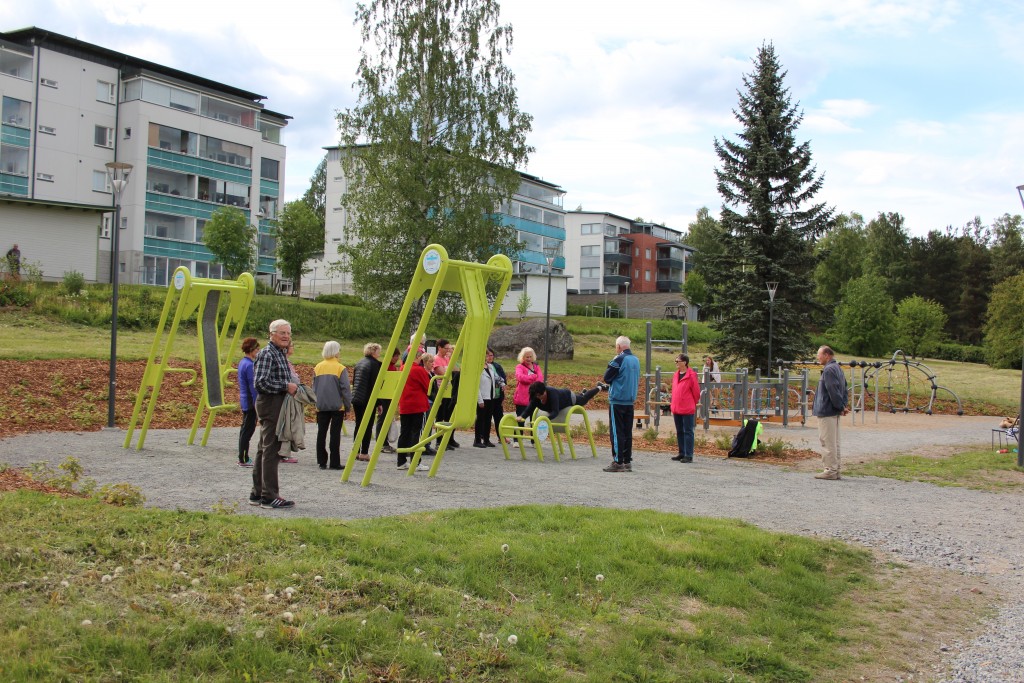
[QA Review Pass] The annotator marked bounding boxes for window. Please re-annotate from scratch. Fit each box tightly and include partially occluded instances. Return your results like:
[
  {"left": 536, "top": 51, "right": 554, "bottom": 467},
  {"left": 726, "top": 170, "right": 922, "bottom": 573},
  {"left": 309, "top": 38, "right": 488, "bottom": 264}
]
[
  {"left": 581, "top": 267, "right": 600, "bottom": 278},
  {"left": 645, "top": 248, "right": 651, "bottom": 259},
  {"left": 94, "top": 125, "right": 114, "bottom": 148},
  {"left": 519, "top": 204, "right": 542, "bottom": 223},
  {"left": 96, "top": 80, "right": 116, "bottom": 104},
  {"left": 37, "top": 172, "right": 54, "bottom": 182},
  {"left": 195, "top": 219, "right": 206, "bottom": 243},
  {"left": 40, "top": 77, "right": 58, "bottom": 88},
  {"left": 2, "top": 96, "right": 30, "bottom": 127},
  {"left": 581, "top": 223, "right": 602, "bottom": 235},
  {"left": 38, "top": 124, "right": 56, "bottom": 135},
  {"left": 92, "top": 170, "right": 111, "bottom": 193},
  {"left": 260, "top": 157, "right": 279, "bottom": 180},
  {"left": 635, "top": 269, "right": 639, "bottom": 279},
  {"left": 148, "top": 123, "right": 197, "bottom": 155},
  {"left": 645, "top": 270, "right": 651, "bottom": 282},
  {"left": 0, "top": 49, "right": 33, "bottom": 80},
  {"left": 200, "top": 135, "right": 252, "bottom": 167},
  {"left": 581, "top": 245, "right": 599, "bottom": 256},
  {"left": 1, "top": 144, "right": 28, "bottom": 174},
  {"left": 634, "top": 247, "right": 640, "bottom": 257},
  {"left": 124, "top": 127, "right": 132, "bottom": 140},
  {"left": 100, "top": 215, "right": 111, "bottom": 239}
]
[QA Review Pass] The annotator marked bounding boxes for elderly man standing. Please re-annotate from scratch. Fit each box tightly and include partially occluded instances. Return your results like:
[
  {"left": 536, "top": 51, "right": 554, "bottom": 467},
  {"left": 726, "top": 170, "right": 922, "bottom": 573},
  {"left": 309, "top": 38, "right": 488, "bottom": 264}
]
[
  {"left": 602, "top": 335, "right": 641, "bottom": 473},
  {"left": 813, "top": 345, "right": 849, "bottom": 480},
  {"left": 249, "top": 319, "right": 298, "bottom": 509}
]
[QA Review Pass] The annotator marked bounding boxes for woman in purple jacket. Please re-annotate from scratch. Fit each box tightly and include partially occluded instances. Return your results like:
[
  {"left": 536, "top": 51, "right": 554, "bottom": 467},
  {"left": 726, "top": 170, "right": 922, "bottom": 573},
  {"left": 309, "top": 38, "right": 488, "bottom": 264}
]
[{"left": 237, "top": 337, "right": 260, "bottom": 467}]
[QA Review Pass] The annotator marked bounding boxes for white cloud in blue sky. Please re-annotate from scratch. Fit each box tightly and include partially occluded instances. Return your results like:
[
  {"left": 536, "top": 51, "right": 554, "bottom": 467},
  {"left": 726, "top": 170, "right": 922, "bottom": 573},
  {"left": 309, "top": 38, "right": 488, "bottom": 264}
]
[{"left": 3, "top": 0, "right": 1023, "bottom": 236}]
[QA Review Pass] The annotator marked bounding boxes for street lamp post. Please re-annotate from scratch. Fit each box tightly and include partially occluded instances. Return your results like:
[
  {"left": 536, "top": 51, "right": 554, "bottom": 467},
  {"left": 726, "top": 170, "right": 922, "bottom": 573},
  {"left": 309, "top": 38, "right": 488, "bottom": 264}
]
[
  {"left": 766, "top": 281, "right": 778, "bottom": 376},
  {"left": 543, "top": 246, "right": 558, "bottom": 378},
  {"left": 624, "top": 280, "right": 631, "bottom": 319},
  {"left": 1016, "top": 185, "right": 1024, "bottom": 467},
  {"left": 105, "top": 161, "right": 133, "bottom": 429}
]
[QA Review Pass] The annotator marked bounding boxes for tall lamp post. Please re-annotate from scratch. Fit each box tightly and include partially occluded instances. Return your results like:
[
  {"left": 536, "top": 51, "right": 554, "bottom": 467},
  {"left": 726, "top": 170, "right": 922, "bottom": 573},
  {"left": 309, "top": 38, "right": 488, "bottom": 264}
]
[
  {"left": 624, "top": 280, "right": 631, "bottom": 319},
  {"left": 766, "top": 281, "right": 778, "bottom": 376},
  {"left": 542, "top": 245, "right": 559, "bottom": 378},
  {"left": 1016, "top": 185, "right": 1024, "bottom": 467},
  {"left": 105, "top": 161, "right": 133, "bottom": 428}
]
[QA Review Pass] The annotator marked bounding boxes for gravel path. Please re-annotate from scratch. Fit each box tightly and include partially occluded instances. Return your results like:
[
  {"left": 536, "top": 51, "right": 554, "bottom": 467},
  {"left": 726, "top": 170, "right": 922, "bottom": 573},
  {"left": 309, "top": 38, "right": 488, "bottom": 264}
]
[{"left": 2, "top": 413, "right": 1021, "bottom": 681}]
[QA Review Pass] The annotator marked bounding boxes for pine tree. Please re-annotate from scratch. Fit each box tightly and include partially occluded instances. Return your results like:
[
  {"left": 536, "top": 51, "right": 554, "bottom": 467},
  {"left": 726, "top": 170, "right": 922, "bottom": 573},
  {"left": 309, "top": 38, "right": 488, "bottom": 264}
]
[{"left": 707, "top": 44, "right": 834, "bottom": 370}]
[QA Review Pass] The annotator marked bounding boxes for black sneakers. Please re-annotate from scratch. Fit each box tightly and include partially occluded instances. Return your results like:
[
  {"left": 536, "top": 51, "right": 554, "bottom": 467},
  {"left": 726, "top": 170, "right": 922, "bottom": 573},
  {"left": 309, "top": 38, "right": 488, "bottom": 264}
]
[
  {"left": 596, "top": 382, "right": 610, "bottom": 391},
  {"left": 248, "top": 493, "right": 261, "bottom": 506},
  {"left": 260, "top": 497, "right": 295, "bottom": 509}
]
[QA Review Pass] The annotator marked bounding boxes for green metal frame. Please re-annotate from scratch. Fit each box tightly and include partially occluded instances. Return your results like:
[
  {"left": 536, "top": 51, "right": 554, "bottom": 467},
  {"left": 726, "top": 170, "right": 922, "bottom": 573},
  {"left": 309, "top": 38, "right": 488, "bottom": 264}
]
[
  {"left": 123, "top": 266, "right": 255, "bottom": 450},
  {"left": 343, "top": 244, "right": 512, "bottom": 486}
]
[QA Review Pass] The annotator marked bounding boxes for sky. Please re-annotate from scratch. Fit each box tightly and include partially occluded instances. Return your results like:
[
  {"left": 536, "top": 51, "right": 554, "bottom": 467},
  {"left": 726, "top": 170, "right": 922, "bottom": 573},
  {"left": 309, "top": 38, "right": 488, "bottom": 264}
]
[{"left": 3, "top": 0, "right": 1023, "bottom": 237}]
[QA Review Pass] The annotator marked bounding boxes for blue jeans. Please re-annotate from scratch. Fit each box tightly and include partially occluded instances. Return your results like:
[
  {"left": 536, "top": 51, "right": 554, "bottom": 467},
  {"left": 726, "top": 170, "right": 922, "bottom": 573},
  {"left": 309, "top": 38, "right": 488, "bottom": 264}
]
[{"left": 674, "top": 413, "right": 696, "bottom": 459}]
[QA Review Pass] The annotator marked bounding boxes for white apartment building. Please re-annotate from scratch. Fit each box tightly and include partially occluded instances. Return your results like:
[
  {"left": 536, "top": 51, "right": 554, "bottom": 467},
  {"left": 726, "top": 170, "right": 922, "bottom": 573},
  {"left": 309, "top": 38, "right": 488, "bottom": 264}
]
[
  {"left": 0, "top": 27, "right": 288, "bottom": 286},
  {"left": 303, "top": 147, "right": 568, "bottom": 317},
  {"left": 563, "top": 211, "right": 694, "bottom": 296}
]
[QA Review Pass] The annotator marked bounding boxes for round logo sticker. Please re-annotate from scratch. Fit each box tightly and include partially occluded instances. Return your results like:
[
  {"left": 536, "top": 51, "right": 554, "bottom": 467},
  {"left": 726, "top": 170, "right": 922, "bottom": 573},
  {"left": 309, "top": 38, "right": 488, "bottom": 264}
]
[
  {"left": 423, "top": 249, "right": 442, "bottom": 275},
  {"left": 535, "top": 420, "right": 549, "bottom": 442},
  {"left": 173, "top": 270, "right": 186, "bottom": 291}
]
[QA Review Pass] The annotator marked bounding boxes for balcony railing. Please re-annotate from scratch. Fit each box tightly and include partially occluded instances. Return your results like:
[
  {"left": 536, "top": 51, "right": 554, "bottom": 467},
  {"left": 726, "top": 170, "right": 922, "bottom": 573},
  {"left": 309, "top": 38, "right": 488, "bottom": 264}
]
[{"left": 657, "top": 279, "right": 682, "bottom": 293}]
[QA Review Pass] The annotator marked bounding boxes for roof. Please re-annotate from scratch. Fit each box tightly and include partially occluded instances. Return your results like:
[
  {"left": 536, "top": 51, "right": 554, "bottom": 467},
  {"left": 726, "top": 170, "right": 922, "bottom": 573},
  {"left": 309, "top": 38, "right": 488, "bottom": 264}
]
[
  {"left": 0, "top": 194, "right": 111, "bottom": 213},
  {"left": 1, "top": 27, "right": 287, "bottom": 115}
]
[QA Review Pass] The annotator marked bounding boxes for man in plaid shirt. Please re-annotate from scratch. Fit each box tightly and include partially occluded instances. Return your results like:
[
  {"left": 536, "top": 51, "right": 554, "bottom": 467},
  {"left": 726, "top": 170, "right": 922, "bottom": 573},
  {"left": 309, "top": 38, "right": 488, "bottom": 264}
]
[{"left": 249, "top": 319, "right": 298, "bottom": 509}]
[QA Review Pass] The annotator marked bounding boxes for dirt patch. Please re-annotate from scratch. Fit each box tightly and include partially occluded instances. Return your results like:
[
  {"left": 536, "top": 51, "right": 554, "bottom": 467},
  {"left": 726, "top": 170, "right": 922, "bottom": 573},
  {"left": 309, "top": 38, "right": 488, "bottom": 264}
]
[{"left": 0, "top": 467, "right": 85, "bottom": 497}]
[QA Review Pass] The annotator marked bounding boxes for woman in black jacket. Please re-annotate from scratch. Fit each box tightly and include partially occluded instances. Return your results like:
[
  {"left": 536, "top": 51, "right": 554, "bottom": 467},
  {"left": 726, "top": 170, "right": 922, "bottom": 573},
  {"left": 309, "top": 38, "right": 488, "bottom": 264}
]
[{"left": 350, "top": 342, "right": 383, "bottom": 460}]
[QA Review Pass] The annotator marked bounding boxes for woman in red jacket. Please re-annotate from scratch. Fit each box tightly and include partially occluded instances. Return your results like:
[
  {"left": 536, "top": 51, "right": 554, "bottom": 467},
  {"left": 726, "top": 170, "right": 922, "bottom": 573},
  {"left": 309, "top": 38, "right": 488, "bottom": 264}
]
[
  {"left": 397, "top": 353, "right": 434, "bottom": 471},
  {"left": 670, "top": 353, "right": 702, "bottom": 463}
]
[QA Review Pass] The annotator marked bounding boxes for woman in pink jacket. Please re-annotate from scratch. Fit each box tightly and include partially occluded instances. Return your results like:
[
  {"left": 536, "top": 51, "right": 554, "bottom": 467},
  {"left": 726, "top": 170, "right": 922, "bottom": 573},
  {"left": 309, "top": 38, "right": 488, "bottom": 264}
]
[
  {"left": 670, "top": 353, "right": 702, "bottom": 463},
  {"left": 513, "top": 347, "right": 544, "bottom": 420}
]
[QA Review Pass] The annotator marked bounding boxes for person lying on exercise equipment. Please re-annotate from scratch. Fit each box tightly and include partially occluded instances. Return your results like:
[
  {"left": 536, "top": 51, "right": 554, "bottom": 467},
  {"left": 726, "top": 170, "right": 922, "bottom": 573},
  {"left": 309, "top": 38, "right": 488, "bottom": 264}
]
[{"left": 516, "top": 380, "right": 606, "bottom": 421}]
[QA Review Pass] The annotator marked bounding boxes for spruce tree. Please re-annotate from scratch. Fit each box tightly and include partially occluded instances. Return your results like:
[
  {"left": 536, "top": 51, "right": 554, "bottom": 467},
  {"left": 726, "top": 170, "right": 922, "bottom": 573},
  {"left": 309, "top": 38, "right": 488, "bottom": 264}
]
[{"left": 708, "top": 44, "right": 834, "bottom": 370}]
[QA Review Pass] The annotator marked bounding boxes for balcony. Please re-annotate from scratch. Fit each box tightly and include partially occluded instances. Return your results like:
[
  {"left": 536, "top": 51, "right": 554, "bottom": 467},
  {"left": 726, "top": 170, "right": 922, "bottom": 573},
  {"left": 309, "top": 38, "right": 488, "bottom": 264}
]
[
  {"left": 657, "top": 279, "right": 682, "bottom": 293},
  {"left": 603, "top": 252, "right": 632, "bottom": 265},
  {"left": 605, "top": 274, "right": 631, "bottom": 288},
  {"left": 657, "top": 256, "right": 684, "bottom": 269}
]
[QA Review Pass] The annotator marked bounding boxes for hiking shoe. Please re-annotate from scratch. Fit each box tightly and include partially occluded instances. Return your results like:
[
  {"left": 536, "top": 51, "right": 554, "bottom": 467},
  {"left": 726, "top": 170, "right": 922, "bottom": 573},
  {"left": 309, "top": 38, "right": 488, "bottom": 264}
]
[
  {"left": 248, "top": 493, "right": 261, "bottom": 506},
  {"left": 623, "top": 462, "right": 633, "bottom": 472},
  {"left": 260, "top": 497, "right": 295, "bottom": 509},
  {"left": 814, "top": 470, "right": 840, "bottom": 480},
  {"left": 670, "top": 455, "right": 684, "bottom": 461},
  {"left": 356, "top": 453, "right": 370, "bottom": 462},
  {"left": 602, "top": 462, "right": 625, "bottom": 473},
  {"left": 596, "top": 382, "right": 609, "bottom": 391},
  {"left": 397, "top": 462, "right": 409, "bottom": 470},
  {"left": 238, "top": 460, "right": 253, "bottom": 468},
  {"left": 483, "top": 441, "right": 497, "bottom": 448},
  {"left": 381, "top": 444, "right": 396, "bottom": 454}
]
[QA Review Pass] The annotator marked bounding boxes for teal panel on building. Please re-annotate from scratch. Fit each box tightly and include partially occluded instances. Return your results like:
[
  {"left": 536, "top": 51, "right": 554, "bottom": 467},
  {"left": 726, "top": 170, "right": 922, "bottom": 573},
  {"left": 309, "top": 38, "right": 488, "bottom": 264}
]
[
  {"left": 1, "top": 124, "right": 30, "bottom": 147},
  {"left": 259, "top": 178, "right": 279, "bottom": 196},
  {"left": 0, "top": 173, "right": 29, "bottom": 195},
  {"left": 143, "top": 237, "right": 275, "bottom": 275},
  {"left": 147, "top": 149, "right": 252, "bottom": 185},
  {"left": 498, "top": 214, "right": 566, "bottom": 241}
]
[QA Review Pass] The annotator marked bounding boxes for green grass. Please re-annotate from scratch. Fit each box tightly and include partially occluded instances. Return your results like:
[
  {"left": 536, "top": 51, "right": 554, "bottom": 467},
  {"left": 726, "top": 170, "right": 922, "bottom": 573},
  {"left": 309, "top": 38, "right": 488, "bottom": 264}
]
[
  {"left": 846, "top": 449, "right": 1024, "bottom": 491},
  {"left": 0, "top": 496, "right": 914, "bottom": 682}
]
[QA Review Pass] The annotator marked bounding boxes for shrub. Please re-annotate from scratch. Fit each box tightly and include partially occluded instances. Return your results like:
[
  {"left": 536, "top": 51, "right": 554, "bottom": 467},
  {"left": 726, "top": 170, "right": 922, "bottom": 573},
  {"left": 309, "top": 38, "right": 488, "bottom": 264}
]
[
  {"left": 0, "top": 280, "right": 32, "bottom": 307},
  {"left": 932, "top": 343, "right": 986, "bottom": 364},
  {"left": 592, "top": 420, "right": 609, "bottom": 436},
  {"left": 96, "top": 482, "right": 146, "bottom": 507},
  {"left": 61, "top": 270, "right": 86, "bottom": 296},
  {"left": 757, "top": 437, "right": 788, "bottom": 457},
  {"left": 714, "top": 432, "right": 733, "bottom": 450},
  {"left": 315, "top": 293, "right": 366, "bottom": 307}
]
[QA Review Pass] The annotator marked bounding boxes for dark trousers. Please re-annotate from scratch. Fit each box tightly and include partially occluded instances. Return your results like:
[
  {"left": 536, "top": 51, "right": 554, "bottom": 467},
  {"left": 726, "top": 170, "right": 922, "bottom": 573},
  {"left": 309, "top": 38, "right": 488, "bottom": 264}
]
[
  {"left": 352, "top": 401, "right": 373, "bottom": 455},
  {"left": 239, "top": 407, "right": 257, "bottom": 462},
  {"left": 374, "top": 399, "right": 393, "bottom": 447},
  {"left": 475, "top": 399, "right": 500, "bottom": 443},
  {"left": 674, "top": 412, "right": 696, "bottom": 459},
  {"left": 252, "top": 393, "right": 285, "bottom": 501},
  {"left": 316, "top": 410, "right": 344, "bottom": 468},
  {"left": 398, "top": 412, "right": 424, "bottom": 466},
  {"left": 490, "top": 395, "right": 505, "bottom": 437},
  {"left": 609, "top": 403, "right": 634, "bottom": 464}
]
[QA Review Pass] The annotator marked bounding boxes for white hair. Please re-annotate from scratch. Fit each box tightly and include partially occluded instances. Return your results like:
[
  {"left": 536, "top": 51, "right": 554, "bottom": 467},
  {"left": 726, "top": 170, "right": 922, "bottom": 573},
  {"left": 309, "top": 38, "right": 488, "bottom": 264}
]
[
  {"left": 269, "top": 319, "right": 291, "bottom": 333},
  {"left": 322, "top": 340, "right": 340, "bottom": 359},
  {"left": 616, "top": 336, "right": 631, "bottom": 348}
]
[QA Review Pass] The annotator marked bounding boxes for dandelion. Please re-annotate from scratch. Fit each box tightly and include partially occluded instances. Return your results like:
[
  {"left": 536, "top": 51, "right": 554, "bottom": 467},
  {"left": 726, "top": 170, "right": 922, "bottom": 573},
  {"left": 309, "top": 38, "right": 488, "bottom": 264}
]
[
  {"left": 285, "top": 586, "right": 297, "bottom": 595},
  {"left": 191, "top": 578, "right": 200, "bottom": 587},
  {"left": 507, "top": 634, "right": 518, "bottom": 646},
  {"left": 413, "top": 567, "right": 423, "bottom": 575},
  {"left": 281, "top": 611, "right": 294, "bottom": 623},
  {"left": 255, "top": 629, "right": 265, "bottom": 639},
  {"left": 114, "top": 566, "right": 124, "bottom": 575},
  {"left": 60, "top": 580, "right": 70, "bottom": 588},
  {"left": 101, "top": 574, "right": 113, "bottom": 583},
  {"left": 81, "top": 619, "right": 92, "bottom": 626},
  {"left": 501, "top": 544, "right": 509, "bottom": 553},
  {"left": 314, "top": 575, "right": 323, "bottom": 582},
  {"left": 265, "top": 593, "right": 277, "bottom": 602},
  {"left": 361, "top": 619, "right": 367, "bottom": 627},
  {"left": 596, "top": 574, "right": 605, "bottom": 582}
]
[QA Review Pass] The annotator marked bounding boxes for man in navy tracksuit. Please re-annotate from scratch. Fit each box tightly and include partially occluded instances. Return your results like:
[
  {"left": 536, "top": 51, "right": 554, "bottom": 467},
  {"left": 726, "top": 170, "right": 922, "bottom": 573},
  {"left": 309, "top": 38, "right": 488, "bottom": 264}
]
[{"left": 602, "top": 336, "right": 641, "bottom": 472}]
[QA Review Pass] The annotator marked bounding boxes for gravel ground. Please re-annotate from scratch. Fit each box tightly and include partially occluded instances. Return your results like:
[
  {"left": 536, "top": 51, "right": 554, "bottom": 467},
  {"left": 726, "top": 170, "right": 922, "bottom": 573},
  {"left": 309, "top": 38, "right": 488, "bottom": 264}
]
[{"left": 2, "top": 412, "right": 1021, "bottom": 682}]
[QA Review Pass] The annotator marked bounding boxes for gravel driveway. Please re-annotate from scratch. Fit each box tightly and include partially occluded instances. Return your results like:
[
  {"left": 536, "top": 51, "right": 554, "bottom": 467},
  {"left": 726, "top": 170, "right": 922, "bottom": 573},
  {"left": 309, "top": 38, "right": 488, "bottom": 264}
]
[{"left": 2, "top": 412, "right": 1020, "bottom": 682}]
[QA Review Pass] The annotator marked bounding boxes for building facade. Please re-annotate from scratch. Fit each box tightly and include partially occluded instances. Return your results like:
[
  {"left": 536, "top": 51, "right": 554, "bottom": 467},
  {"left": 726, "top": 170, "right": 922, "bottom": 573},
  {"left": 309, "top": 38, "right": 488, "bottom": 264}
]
[
  {"left": 0, "top": 28, "right": 288, "bottom": 286},
  {"left": 563, "top": 211, "right": 694, "bottom": 295},
  {"left": 304, "top": 147, "right": 568, "bottom": 317}
]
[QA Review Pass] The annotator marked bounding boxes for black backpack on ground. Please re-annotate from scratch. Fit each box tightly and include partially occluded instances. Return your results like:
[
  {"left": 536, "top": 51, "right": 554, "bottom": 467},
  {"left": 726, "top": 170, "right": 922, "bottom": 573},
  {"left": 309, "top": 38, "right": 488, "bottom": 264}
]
[{"left": 728, "top": 419, "right": 759, "bottom": 458}]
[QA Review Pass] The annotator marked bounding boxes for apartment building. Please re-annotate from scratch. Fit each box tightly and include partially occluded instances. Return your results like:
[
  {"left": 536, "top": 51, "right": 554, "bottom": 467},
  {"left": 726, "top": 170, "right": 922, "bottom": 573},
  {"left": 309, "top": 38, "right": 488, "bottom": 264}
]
[
  {"left": 0, "top": 27, "right": 288, "bottom": 286},
  {"left": 563, "top": 211, "right": 694, "bottom": 295},
  {"left": 304, "top": 147, "right": 568, "bottom": 316}
]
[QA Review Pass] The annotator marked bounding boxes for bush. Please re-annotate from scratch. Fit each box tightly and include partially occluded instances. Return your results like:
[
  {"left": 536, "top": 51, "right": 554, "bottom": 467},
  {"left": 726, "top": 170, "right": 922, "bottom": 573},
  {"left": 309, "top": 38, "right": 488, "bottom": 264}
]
[
  {"left": 931, "top": 343, "right": 987, "bottom": 364},
  {"left": 315, "top": 293, "right": 366, "bottom": 307},
  {"left": 61, "top": 270, "right": 86, "bottom": 296},
  {"left": 0, "top": 280, "right": 32, "bottom": 307}
]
